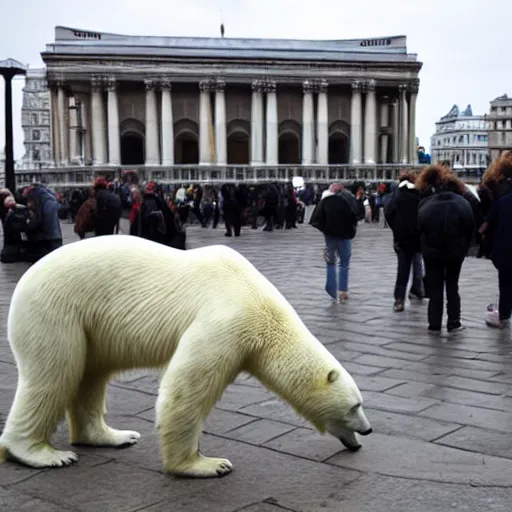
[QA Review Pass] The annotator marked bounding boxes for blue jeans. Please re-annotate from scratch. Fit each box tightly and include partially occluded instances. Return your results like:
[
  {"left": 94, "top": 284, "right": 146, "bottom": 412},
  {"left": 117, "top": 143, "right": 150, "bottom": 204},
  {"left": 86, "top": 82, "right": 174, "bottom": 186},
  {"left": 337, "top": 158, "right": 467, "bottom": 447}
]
[{"left": 324, "top": 235, "right": 352, "bottom": 298}]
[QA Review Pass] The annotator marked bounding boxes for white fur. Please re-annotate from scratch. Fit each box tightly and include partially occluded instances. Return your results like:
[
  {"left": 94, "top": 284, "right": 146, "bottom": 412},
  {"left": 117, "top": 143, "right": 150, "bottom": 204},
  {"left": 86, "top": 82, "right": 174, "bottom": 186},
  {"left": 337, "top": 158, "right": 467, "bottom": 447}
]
[{"left": 0, "top": 235, "right": 370, "bottom": 477}]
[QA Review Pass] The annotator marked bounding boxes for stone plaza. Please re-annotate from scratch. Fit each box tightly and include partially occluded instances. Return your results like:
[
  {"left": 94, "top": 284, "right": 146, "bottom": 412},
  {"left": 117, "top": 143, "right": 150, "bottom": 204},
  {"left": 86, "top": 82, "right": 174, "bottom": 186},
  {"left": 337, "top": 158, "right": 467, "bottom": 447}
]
[{"left": 1, "top": 221, "right": 512, "bottom": 511}]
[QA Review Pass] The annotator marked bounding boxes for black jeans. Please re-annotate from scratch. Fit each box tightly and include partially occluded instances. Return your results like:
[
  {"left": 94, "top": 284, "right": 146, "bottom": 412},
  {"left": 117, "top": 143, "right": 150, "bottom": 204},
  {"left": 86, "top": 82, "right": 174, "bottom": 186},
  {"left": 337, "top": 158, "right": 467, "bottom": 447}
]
[
  {"left": 423, "top": 257, "right": 464, "bottom": 329},
  {"left": 394, "top": 249, "right": 424, "bottom": 302},
  {"left": 498, "top": 268, "right": 512, "bottom": 321}
]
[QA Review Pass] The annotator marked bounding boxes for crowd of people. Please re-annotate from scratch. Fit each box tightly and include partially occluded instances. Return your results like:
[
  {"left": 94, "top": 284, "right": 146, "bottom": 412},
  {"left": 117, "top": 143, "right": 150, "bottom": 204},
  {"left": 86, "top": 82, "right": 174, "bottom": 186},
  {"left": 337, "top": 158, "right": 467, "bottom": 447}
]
[
  {"left": 3, "top": 154, "right": 512, "bottom": 333},
  {"left": 309, "top": 155, "right": 512, "bottom": 332}
]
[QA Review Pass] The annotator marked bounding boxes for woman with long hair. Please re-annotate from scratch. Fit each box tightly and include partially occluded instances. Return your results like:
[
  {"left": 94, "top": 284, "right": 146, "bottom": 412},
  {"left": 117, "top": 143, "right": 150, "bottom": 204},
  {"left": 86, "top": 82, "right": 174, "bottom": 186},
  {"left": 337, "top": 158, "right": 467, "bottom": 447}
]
[
  {"left": 416, "top": 165, "right": 475, "bottom": 333},
  {"left": 479, "top": 152, "right": 512, "bottom": 328}
]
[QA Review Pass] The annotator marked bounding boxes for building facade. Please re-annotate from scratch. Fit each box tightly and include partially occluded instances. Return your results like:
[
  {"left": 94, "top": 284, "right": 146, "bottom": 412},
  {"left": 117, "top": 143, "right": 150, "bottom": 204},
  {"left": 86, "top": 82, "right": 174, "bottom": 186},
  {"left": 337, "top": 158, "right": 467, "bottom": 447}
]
[
  {"left": 487, "top": 94, "right": 512, "bottom": 163},
  {"left": 430, "top": 105, "right": 490, "bottom": 177},
  {"left": 35, "top": 26, "right": 422, "bottom": 184},
  {"left": 21, "top": 68, "right": 52, "bottom": 170}
]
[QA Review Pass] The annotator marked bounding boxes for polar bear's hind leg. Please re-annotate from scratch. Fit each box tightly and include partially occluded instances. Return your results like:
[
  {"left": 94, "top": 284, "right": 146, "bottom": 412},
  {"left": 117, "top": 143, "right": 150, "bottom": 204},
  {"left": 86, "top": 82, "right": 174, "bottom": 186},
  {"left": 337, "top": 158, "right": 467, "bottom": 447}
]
[
  {"left": 67, "top": 372, "right": 140, "bottom": 447},
  {"left": 0, "top": 326, "right": 87, "bottom": 468}
]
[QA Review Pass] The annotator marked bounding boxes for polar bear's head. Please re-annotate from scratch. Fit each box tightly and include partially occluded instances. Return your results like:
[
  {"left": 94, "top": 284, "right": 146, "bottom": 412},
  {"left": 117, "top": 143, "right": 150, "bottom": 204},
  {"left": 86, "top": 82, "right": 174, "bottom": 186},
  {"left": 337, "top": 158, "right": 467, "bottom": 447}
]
[{"left": 308, "top": 365, "right": 372, "bottom": 451}]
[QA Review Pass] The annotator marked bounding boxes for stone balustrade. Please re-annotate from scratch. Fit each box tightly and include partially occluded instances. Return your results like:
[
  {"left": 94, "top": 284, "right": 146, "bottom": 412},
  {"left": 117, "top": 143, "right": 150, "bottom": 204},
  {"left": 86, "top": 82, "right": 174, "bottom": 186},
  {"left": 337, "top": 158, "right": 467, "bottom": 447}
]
[{"left": 11, "top": 163, "right": 439, "bottom": 189}]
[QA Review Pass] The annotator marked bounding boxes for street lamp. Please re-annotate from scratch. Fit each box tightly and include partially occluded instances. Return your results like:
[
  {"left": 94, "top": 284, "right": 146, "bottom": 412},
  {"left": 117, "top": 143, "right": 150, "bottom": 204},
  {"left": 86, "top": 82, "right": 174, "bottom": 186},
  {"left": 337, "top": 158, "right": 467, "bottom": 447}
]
[{"left": 1, "top": 58, "right": 27, "bottom": 191}]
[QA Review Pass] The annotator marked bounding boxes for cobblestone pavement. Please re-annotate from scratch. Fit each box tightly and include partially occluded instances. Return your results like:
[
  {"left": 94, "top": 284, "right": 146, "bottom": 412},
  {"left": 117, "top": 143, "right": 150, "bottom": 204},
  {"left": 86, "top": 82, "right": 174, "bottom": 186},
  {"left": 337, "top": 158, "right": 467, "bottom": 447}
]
[{"left": 1, "top": 219, "right": 512, "bottom": 511}]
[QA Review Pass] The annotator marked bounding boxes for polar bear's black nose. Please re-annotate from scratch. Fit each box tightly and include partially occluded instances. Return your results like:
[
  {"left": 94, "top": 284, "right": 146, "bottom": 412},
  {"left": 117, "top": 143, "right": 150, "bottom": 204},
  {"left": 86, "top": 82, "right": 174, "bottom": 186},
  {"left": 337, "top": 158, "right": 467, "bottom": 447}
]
[{"left": 359, "top": 428, "right": 372, "bottom": 436}]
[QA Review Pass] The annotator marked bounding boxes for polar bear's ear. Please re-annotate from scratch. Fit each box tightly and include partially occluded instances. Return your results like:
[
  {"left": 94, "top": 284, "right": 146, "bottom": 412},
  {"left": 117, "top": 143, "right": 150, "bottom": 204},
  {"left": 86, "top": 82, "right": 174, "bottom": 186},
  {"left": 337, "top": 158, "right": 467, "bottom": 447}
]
[{"left": 327, "top": 369, "right": 339, "bottom": 384}]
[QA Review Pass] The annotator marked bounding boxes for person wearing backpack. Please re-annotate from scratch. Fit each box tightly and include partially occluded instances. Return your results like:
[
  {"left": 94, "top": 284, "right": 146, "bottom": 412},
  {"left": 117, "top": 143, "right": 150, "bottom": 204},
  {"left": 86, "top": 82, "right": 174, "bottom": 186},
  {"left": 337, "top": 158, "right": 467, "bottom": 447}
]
[{"left": 417, "top": 165, "right": 475, "bottom": 333}]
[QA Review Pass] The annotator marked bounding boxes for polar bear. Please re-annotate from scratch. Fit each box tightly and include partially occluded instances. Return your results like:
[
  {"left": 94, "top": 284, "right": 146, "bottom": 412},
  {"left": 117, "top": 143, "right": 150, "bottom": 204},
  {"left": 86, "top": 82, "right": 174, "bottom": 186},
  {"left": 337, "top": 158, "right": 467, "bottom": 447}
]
[{"left": 0, "top": 235, "right": 372, "bottom": 477}]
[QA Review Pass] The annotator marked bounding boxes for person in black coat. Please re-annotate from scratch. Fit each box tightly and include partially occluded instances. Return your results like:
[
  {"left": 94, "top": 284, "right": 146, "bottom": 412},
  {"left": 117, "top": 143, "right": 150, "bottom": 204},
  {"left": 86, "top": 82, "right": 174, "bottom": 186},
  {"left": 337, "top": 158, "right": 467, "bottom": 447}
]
[
  {"left": 310, "top": 183, "right": 359, "bottom": 302},
  {"left": 416, "top": 165, "right": 475, "bottom": 333},
  {"left": 384, "top": 171, "right": 424, "bottom": 312},
  {"left": 93, "top": 177, "right": 122, "bottom": 236}
]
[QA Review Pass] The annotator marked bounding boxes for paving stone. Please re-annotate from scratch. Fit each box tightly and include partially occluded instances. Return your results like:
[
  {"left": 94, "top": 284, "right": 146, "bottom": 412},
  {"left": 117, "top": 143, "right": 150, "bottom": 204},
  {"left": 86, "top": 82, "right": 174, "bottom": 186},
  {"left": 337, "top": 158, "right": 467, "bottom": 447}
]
[
  {"left": 434, "top": 426, "right": 512, "bottom": 459},
  {"left": 264, "top": 427, "right": 345, "bottom": 462},
  {"left": 337, "top": 361, "right": 385, "bottom": 377},
  {"left": 216, "top": 383, "right": 273, "bottom": 412},
  {"left": 274, "top": 474, "right": 512, "bottom": 512},
  {"left": 438, "top": 375, "right": 510, "bottom": 395},
  {"left": 104, "top": 384, "right": 157, "bottom": 416},
  {"left": 113, "top": 374, "right": 159, "bottom": 394},
  {"left": 203, "top": 409, "right": 258, "bottom": 435},
  {"left": 419, "top": 403, "right": 512, "bottom": 434},
  {"left": 378, "top": 366, "right": 498, "bottom": 384},
  {"left": 327, "top": 432, "right": 512, "bottom": 486},
  {"left": 384, "top": 381, "right": 436, "bottom": 398},
  {"left": 0, "top": 486, "right": 73, "bottom": 511},
  {"left": 422, "top": 385, "right": 512, "bottom": 412},
  {"left": 224, "top": 419, "right": 296, "bottom": 445},
  {"left": 239, "top": 399, "right": 310, "bottom": 428},
  {"left": 340, "top": 341, "right": 428, "bottom": 361},
  {"left": 363, "top": 391, "right": 439, "bottom": 414},
  {"left": 362, "top": 408, "right": 462, "bottom": 441},
  {"left": 351, "top": 374, "right": 406, "bottom": 392}
]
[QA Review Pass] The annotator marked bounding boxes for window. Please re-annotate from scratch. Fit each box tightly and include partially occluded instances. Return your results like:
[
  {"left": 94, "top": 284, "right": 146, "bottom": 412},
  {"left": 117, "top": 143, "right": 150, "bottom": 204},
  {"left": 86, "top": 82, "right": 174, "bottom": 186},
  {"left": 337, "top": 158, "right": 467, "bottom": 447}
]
[
  {"left": 41, "top": 112, "right": 49, "bottom": 125},
  {"left": 32, "top": 148, "right": 40, "bottom": 161},
  {"left": 32, "top": 113, "right": 38, "bottom": 124},
  {"left": 32, "top": 129, "right": 40, "bottom": 141}
]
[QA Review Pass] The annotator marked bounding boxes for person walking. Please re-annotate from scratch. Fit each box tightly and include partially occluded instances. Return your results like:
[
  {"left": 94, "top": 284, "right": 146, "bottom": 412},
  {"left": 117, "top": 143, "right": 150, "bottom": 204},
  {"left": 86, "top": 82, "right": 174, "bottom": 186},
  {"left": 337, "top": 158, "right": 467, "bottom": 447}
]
[{"left": 310, "top": 183, "right": 359, "bottom": 303}]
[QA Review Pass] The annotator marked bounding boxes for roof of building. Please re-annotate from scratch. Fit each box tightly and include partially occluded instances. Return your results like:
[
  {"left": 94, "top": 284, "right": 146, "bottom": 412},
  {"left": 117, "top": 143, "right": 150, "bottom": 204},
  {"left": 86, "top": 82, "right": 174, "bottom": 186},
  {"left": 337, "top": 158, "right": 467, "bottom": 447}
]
[
  {"left": 43, "top": 26, "right": 419, "bottom": 63},
  {"left": 439, "top": 104, "right": 481, "bottom": 122},
  {"left": 491, "top": 94, "right": 511, "bottom": 104}
]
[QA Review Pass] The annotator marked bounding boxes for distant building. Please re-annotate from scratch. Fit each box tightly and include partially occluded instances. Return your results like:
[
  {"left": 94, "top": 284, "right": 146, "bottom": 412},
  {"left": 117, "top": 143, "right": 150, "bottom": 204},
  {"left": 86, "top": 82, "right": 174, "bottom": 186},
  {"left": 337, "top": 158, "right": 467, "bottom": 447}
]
[
  {"left": 487, "top": 94, "right": 512, "bottom": 163},
  {"left": 431, "top": 104, "right": 490, "bottom": 178},
  {"left": 20, "top": 68, "right": 52, "bottom": 170}
]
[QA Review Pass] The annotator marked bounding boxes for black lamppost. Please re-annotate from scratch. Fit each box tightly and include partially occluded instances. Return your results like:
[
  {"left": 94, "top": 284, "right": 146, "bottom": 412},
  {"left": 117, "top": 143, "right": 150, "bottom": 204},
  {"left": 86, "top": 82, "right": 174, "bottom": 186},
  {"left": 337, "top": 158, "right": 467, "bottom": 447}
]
[{"left": 1, "top": 58, "right": 27, "bottom": 192}]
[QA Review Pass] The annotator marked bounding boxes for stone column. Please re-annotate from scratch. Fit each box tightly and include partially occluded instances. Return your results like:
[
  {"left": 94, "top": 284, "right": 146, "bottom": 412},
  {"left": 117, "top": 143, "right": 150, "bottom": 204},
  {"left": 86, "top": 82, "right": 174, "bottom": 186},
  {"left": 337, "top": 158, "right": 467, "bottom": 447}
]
[
  {"left": 90, "top": 75, "right": 107, "bottom": 165},
  {"left": 302, "top": 80, "right": 315, "bottom": 164},
  {"left": 363, "top": 79, "right": 377, "bottom": 164},
  {"left": 399, "top": 84, "right": 409, "bottom": 164},
  {"left": 350, "top": 80, "right": 363, "bottom": 164},
  {"left": 250, "top": 80, "right": 264, "bottom": 165},
  {"left": 78, "top": 95, "right": 90, "bottom": 164},
  {"left": 107, "top": 77, "right": 120, "bottom": 166},
  {"left": 265, "top": 79, "right": 278, "bottom": 165},
  {"left": 391, "top": 98, "right": 399, "bottom": 164},
  {"left": 316, "top": 80, "right": 329, "bottom": 165},
  {"left": 144, "top": 78, "right": 160, "bottom": 166},
  {"left": 408, "top": 79, "right": 419, "bottom": 164},
  {"left": 214, "top": 79, "right": 227, "bottom": 165},
  {"left": 68, "top": 96, "right": 79, "bottom": 164},
  {"left": 48, "top": 81, "right": 60, "bottom": 166},
  {"left": 160, "top": 78, "right": 174, "bottom": 166},
  {"left": 379, "top": 96, "right": 389, "bottom": 164},
  {"left": 57, "top": 80, "right": 69, "bottom": 166},
  {"left": 199, "top": 79, "right": 214, "bottom": 164}
]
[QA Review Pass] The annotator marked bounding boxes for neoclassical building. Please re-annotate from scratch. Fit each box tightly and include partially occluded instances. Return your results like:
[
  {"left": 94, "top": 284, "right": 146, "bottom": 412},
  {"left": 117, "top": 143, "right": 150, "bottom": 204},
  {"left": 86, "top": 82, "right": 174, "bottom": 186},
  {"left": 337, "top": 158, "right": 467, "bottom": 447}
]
[
  {"left": 39, "top": 26, "right": 422, "bottom": 183},
  {"left": 21, "top": 68, "right": 52, "bottom": 170},
  {"left": 430, "top": 104, "right": 490, "bottom": 178}
]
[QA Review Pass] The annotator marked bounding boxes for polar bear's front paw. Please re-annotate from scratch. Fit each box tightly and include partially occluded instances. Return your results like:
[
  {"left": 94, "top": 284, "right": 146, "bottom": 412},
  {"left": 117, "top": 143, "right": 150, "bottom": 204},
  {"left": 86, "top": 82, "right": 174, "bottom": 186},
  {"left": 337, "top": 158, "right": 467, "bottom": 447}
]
[
  {"left": 171, "top": 455, "right": 233, "bottom": 478},
  {"left": 8, "top": 442, "right": 78, "bottom": 468},
  {"left": 73, "top": 427, "right": 141, "bottom": 448}
]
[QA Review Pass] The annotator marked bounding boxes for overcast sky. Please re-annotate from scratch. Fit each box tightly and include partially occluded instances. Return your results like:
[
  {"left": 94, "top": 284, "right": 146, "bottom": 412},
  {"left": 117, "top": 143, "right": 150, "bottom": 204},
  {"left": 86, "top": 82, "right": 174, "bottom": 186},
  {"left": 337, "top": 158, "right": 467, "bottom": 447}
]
[{"left": 1, "top": 0, "right": 511, "bottom": 162}]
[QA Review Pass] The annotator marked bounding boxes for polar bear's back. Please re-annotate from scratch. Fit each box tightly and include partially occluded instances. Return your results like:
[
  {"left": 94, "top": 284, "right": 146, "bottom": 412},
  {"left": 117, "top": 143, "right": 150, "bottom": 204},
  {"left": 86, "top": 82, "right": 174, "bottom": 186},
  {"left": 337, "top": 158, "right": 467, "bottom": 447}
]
[{"left": 8, "top": 236, "right": 286, "bottom": 340}]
